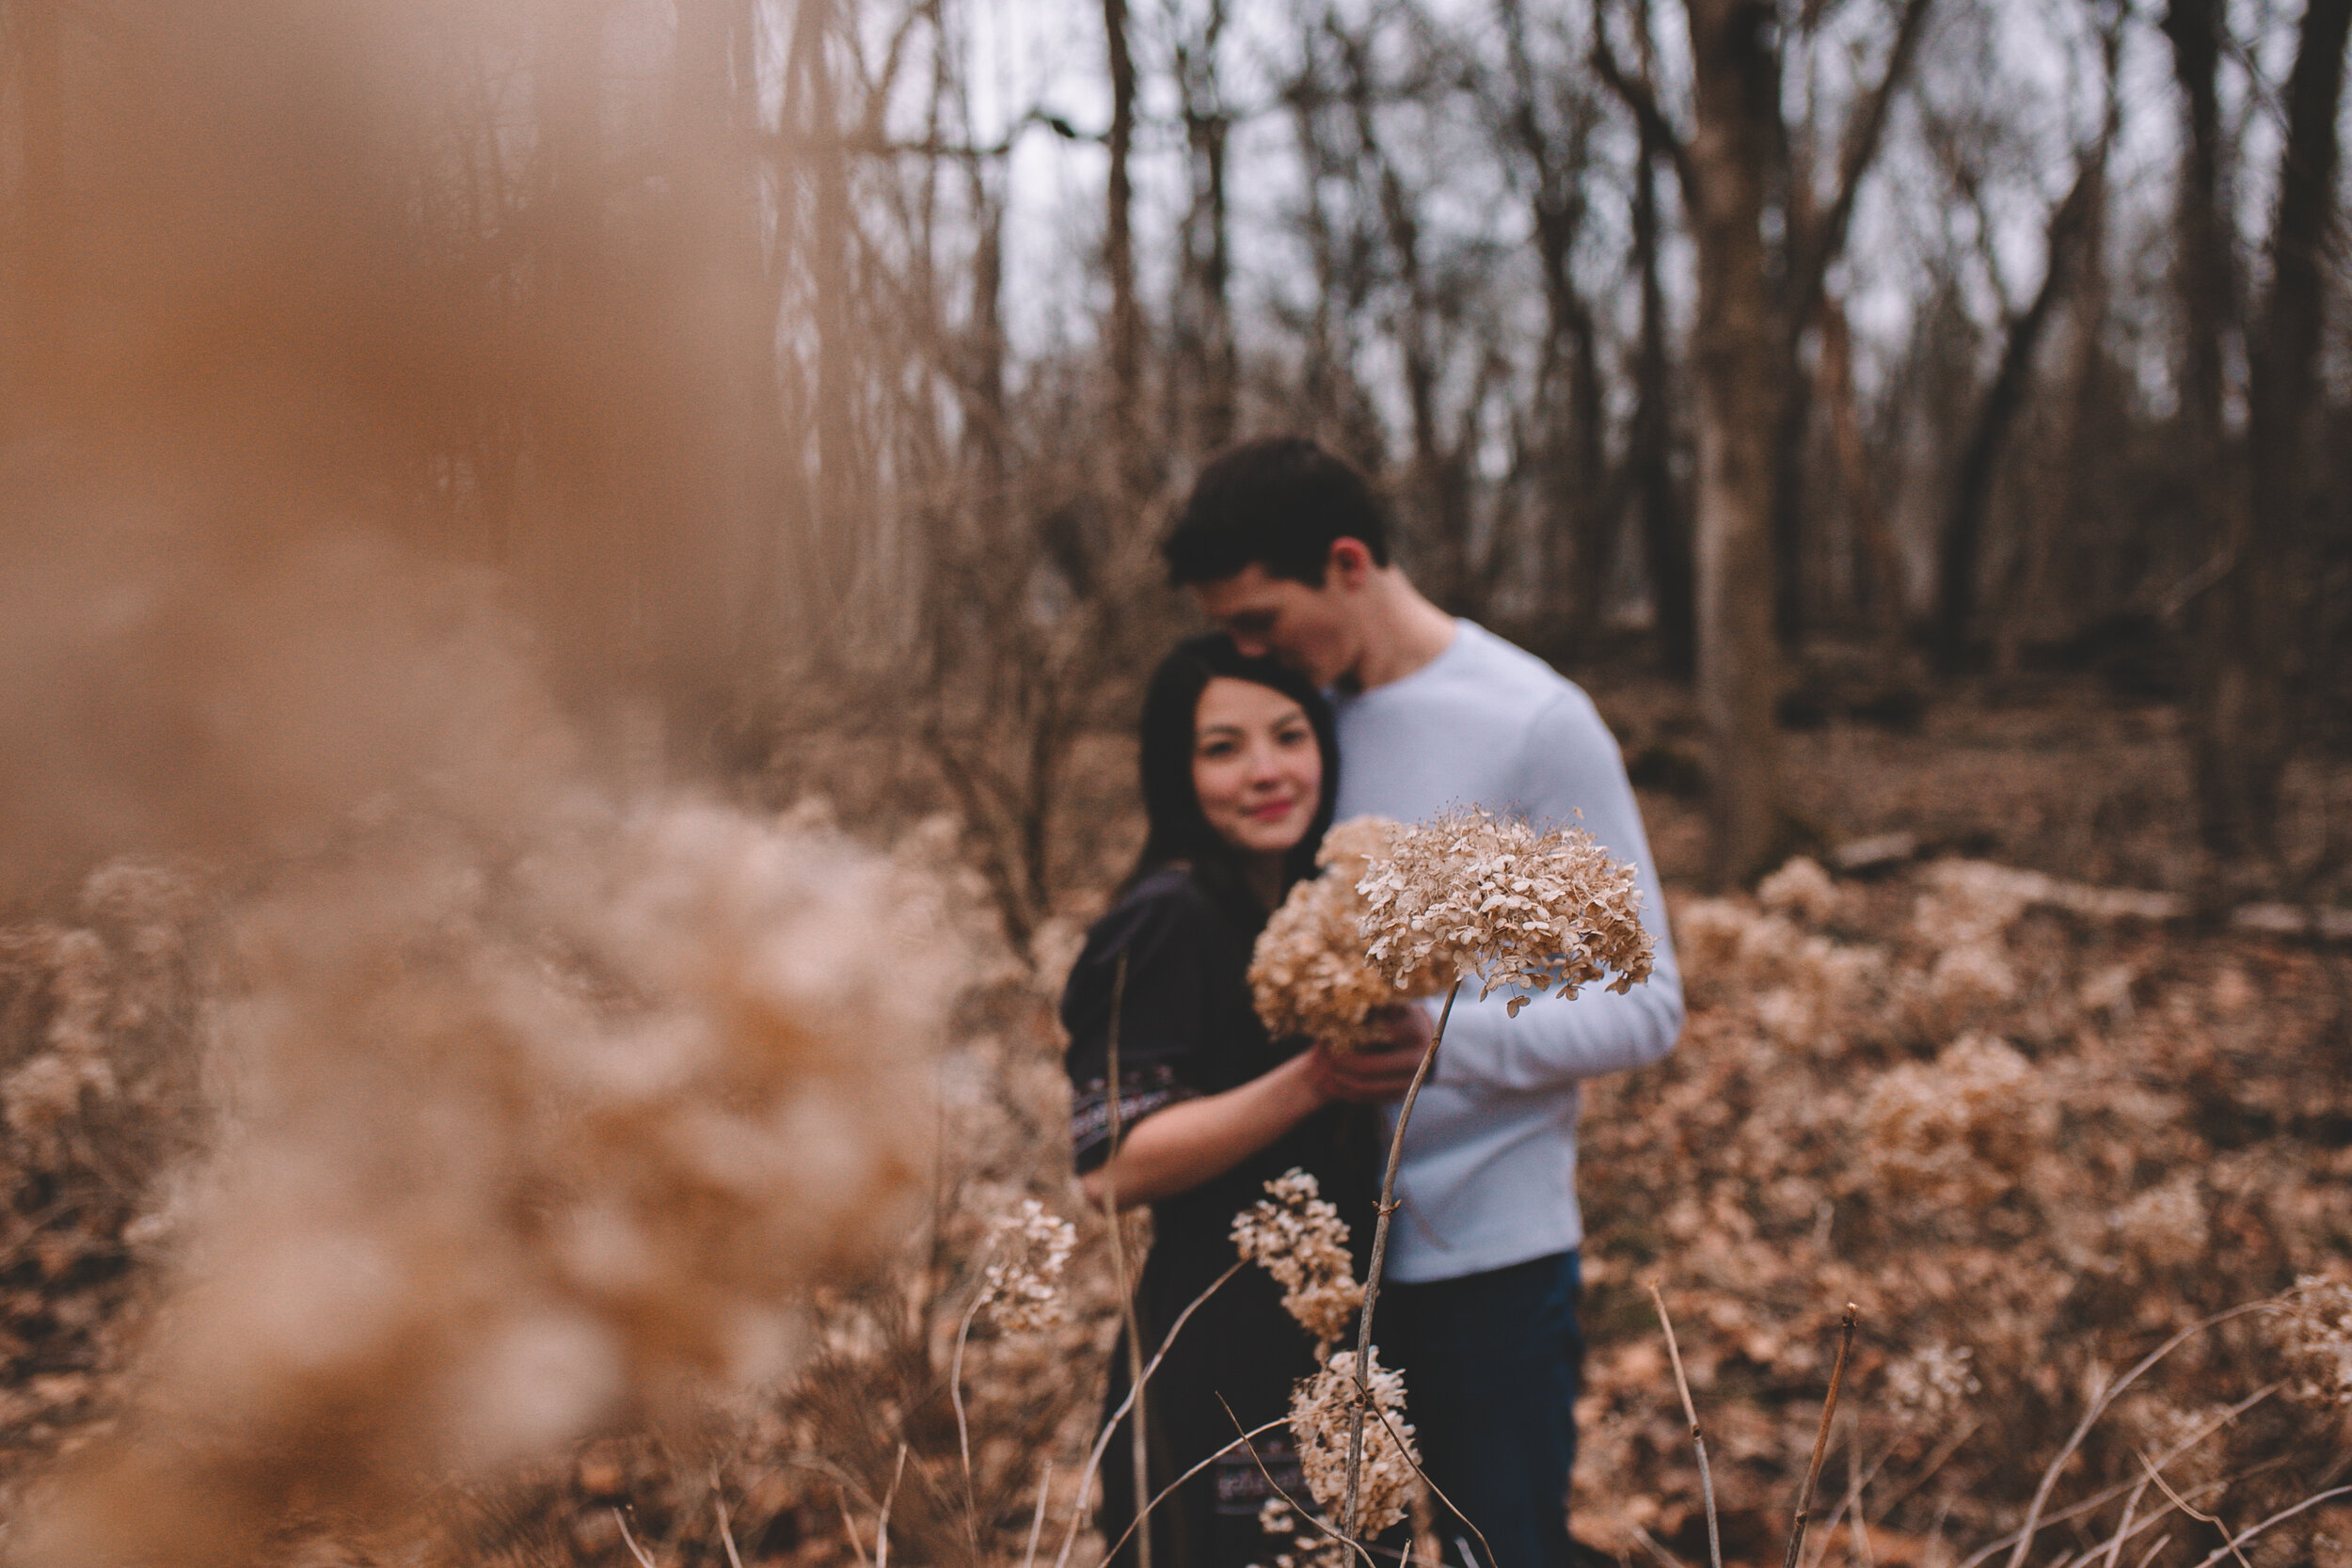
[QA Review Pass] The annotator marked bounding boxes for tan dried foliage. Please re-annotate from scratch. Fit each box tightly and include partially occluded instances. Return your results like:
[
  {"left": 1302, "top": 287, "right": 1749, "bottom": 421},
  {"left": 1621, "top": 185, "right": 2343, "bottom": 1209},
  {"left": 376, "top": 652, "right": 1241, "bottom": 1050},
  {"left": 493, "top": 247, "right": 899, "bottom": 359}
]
[{"left": 1571, "top": 855, "right": 2352, "bottom": 1560}]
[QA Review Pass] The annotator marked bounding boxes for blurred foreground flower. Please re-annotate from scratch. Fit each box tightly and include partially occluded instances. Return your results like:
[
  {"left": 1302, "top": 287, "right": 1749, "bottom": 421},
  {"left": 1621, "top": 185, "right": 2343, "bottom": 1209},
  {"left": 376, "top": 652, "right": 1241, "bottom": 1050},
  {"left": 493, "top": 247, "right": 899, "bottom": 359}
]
[{"left": 14, "top": 800, "right": 964, "bottom": 1568}]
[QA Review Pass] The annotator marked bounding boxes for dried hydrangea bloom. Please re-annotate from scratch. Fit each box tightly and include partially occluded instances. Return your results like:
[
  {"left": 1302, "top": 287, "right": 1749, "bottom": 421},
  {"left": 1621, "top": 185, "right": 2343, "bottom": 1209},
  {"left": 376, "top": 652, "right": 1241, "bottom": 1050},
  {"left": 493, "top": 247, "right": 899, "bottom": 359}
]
[
  {"left": 1862, "top": 1033, "right": 2049, "bottom": 1202},
  {"left": 1289, "top": 1347, "right": 1419, "bottom": 1536},
  {"left": 1355, "top": 806, "right": 1654, "bottom": 1010},
  {"left": 978, "top": 1198, "right": 1077, "bottom": 1331},
  {"left": 1249, "top": 817, "right": 1435, "bottom": 1053},
  {"left": 1757, "top": 856, "right": 1840, "bottom": 926},
  {"left": 2111, "top": 1173, "right": 2208, "bottom": 1271},
  {"left": 1232, "top": 1169, "right": 1364, "bottom": 1356},
  {"left": 2278, "top": 1275, "right": 2352, "bottom": 1406},
  {"left": 1883, "top": 1340, "right": 1979, "bottom": 1424}
]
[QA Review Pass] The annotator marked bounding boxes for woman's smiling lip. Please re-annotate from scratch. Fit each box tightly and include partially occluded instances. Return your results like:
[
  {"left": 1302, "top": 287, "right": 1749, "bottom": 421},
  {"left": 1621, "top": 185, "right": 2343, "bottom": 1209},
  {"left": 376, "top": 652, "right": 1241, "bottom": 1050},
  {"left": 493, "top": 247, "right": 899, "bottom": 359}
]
[{"left": 1246, "top": 798, "right": 1299, "bottom": 820}]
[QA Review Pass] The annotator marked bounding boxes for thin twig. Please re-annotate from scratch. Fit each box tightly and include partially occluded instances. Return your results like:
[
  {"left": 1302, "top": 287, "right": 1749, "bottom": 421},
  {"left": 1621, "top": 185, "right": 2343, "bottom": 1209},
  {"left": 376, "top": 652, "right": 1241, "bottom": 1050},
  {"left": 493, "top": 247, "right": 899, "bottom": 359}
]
[
  {"left": 1100, "top": 950, "right": 1153, "bottom": 1568},
  {"left": 1999, "top": 1302, "right": 2275, "bottom": 1568},
  {"left": 836, "top": 1489, "right": 873, "bottom": 1568},
  {"left": 615, "top": 1510, "right": 660, "bottom": 1568},
  {"left": 714, "top": 1483, "right": 750, "bottom": 1568},
  {"left": 1024, "top": 1461, "right": 1055, "bottom": 1568},
  {"left": 1956, "top": 1381, "right": 2277, "bottom": 1568},
  {"left": 1649, "top": 1282, "right": 1724, "bottom": 1568},
  {"left": 1632, "top": 1522, "right": 1692, "bottom": 1568},
  {"left": 1782, "top": 1304, "right": 1859, "bottom": 1568},
  {"left": 2184, "top": 1486, "right": 2352, "bottom": 1568},
  {"left": 1845, "top": 1416, "right": 1873, "bottom": 1568},
  {"left": 1369, "top": 1386, "right": 1500, "bottom": 1568},
  {"left": 2137, "top": 1449, "right": 2254, "bottom": 1568},
  {"left": 1051, "top": 1260, "right": 1246, "bottom": 1568},
  {"left": 1343, "top": 980, "right": 1459, "bottom": 1542},
  {"left": 950, "top": 1286, "right": 989, "bottom": 1550},
  {"left": 875, "top": 1442, "right": 908, "bottom": 1568},
  {"left": 1209, "top": 1395, "right": 1386, "bottom": 1568},
  {"left": 1100, "top": 1410, "right": 1341, "bottom": 1568}
]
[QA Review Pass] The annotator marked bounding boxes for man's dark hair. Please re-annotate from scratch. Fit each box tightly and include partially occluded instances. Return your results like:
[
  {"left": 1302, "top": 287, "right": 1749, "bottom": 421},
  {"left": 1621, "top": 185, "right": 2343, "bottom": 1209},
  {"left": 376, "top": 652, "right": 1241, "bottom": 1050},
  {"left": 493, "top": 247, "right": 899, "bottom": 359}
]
[{"left": 1160, "top": 436, "right": 1391, "bottom": 587}]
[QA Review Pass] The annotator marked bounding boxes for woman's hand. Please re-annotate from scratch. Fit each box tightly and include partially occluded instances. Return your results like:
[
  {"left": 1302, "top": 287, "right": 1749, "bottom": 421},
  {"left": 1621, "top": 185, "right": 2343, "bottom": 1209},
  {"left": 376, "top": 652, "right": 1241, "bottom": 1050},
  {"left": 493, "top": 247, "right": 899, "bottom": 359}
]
[{"left": 1306, "top": 1006, "right": 1433, "bottom": 1104}]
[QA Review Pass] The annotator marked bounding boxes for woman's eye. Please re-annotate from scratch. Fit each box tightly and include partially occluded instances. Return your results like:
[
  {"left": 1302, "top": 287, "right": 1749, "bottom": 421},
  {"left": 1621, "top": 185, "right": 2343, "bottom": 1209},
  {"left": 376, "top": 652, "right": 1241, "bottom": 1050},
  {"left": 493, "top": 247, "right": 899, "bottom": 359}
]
[{"left": 1198, "top": 738, "right": 1236, "bottom": 759}]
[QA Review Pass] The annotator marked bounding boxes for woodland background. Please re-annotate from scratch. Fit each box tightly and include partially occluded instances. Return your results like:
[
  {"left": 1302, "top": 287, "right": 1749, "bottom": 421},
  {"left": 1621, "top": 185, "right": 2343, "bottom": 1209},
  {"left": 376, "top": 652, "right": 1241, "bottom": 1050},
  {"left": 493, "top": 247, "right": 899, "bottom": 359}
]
[{"left": 0, "top": 0, "right": 2347, "bottom": 1565}]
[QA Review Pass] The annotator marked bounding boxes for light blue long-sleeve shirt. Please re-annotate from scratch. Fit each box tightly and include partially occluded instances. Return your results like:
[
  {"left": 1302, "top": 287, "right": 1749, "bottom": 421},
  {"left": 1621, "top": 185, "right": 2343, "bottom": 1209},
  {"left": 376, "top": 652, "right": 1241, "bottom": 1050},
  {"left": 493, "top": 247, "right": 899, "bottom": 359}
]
[{"left": 1333, "top": 619, "right": 1683, "bottom": 1282}]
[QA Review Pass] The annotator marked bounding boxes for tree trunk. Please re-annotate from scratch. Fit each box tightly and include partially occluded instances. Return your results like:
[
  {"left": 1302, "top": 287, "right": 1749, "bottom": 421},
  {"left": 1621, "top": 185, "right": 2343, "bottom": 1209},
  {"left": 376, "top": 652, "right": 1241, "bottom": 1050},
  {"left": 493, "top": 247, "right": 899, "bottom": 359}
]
[
  {"left": 1934, "top": 144, "right": 2106, "bottom": 667},
  {"left": 2198, "top": 0, "right": 2352, "bottom": 862},
  {"left": 1685, "top": 0, "right": 1788, "bottom": 885},
  {"left": 2165, "top": 0, "right": 2250, "bottom": 860},
  {"left": 1102, "top": 0, "right": 1144, "bottom": 493}
]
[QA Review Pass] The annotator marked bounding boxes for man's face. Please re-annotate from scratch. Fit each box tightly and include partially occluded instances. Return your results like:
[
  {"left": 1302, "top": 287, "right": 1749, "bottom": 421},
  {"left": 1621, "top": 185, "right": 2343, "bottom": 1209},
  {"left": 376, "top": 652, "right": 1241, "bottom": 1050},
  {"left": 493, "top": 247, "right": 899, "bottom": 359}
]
[{"left": 1190, "top": 559, "right": 1364, "bottom": 689}]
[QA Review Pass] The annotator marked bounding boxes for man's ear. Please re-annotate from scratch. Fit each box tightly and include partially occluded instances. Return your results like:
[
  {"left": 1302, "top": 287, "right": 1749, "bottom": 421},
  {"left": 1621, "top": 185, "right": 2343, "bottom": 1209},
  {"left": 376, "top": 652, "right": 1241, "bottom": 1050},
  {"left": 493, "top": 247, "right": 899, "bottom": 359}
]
[{"left": 1326, "top": 537, "right": 1375, "bottom": 587}]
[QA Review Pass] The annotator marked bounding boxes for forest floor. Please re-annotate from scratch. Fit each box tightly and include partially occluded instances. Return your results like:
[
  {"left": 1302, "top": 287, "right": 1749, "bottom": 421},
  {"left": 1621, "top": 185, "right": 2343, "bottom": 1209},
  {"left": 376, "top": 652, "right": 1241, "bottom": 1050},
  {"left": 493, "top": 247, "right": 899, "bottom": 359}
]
[{"left": 1, "top": 670, "right": 2347, "bottom": 1567}]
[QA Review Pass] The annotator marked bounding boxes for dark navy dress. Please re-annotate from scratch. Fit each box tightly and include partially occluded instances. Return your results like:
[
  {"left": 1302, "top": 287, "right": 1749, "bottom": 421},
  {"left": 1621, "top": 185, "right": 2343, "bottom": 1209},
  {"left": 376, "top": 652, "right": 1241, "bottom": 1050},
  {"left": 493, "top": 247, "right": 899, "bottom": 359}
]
[{"left": 1062, "top": 865, "right": 1378, "bottom": 1568}]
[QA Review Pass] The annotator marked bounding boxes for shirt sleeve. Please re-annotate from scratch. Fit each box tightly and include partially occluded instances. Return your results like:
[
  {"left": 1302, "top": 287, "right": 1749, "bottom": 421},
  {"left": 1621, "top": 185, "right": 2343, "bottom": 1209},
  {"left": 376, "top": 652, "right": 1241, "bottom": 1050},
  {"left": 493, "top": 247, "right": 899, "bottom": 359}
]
[
  {"left": 1060, "top": 879, "right": 1217, "bottom": 1173},
  {"left": 1427, "top": 687, "right": 1685, "bottom": 1095}
]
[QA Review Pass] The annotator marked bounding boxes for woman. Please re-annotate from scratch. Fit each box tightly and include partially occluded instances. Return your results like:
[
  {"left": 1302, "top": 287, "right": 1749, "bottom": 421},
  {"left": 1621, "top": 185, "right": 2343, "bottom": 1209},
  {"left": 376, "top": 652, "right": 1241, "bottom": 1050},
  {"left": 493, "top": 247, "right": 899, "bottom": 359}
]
[{"left": 1061, "top": 633, "right": 1378, "bottom": 1568}]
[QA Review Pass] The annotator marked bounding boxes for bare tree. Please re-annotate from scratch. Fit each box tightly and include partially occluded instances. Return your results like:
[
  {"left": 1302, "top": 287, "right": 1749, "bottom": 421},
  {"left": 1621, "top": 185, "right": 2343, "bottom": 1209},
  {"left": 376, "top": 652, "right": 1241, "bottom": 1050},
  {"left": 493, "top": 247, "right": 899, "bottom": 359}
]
[{"left": 2187, "top": 0, "right": 2352, "bottom": 864}]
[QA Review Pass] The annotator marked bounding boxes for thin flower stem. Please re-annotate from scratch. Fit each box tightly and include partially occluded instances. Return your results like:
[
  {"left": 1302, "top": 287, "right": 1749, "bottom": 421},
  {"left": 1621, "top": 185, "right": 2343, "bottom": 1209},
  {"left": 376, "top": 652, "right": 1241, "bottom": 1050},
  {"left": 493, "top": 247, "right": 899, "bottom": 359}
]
[
  {"left": 1100, "top": 1412, "right": 1314, "bottom": 1568},
  {"left": 1051, "top": 1260, "right": 1246, "bottom": 1568},
  {"left": 1212, "top": 1395, "right": 1387, "bottom": 1568},
  {"left": 615, "top": 1511, "right": 659, "bottom": 1568},
  {"left": 1999, "top": 1302, "right": 2274, "bottom": 1568},
  {"left": 2137, "top": 1448, "right": 2255, "bottom": 1568},
  {"left": 1954, "top": 1381, "right": 2276, "bottom": 1568},
  {"left": 1370, "top": 1386, "right": 1498, "bottom": 1568},
  {"left": 875, "top": 1443, "right": 908, "bottom": 1568},
  {"left": 1782, "top": 1304, "right": 1858, "bottom": 1568},
  {"left": 714, "top": 1489, "right": 749, "bottom": 1568},
  {"left": 1097, "top": 951, "right": 1153, "bottom": 1568},
  {"left": 2185, "top": 1485, "right": 2352, "bottom": 1568},
  {"left": 1648, "top": 1282, "right": 1723, "bottom": 1568},
  {"left": 950, "top": 1258, "right": 997, "bottom": 1548},
  {"left": 1024, "top": 1461, "right": 1055, "bottom": 1568},
  {"left": 1342, "top": 980, "right": 1459, "bottom": 1544}
]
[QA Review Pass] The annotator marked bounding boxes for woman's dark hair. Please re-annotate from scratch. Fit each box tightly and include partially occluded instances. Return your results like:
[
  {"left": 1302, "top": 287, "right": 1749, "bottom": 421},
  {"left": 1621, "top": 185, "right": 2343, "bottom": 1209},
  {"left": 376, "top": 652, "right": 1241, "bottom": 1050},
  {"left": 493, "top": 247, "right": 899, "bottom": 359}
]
[{"left": 1125, "top": 633, "right": 1339, "bottom": 926}]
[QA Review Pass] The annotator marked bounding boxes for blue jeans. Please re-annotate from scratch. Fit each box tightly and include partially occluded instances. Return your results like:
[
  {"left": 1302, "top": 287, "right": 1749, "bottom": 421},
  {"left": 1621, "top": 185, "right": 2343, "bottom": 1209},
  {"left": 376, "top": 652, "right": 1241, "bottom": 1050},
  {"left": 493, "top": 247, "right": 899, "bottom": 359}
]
[{"left": 1379, "top": 1250, "right": 1584, "bottom": 1568}]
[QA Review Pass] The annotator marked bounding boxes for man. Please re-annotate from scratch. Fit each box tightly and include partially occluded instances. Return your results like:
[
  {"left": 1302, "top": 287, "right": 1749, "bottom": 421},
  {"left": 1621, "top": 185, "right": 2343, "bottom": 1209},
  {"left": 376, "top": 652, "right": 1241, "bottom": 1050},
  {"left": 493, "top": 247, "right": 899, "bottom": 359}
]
[{"left": 1162, "top": 436, "right": 1684, "bottom": 1568}]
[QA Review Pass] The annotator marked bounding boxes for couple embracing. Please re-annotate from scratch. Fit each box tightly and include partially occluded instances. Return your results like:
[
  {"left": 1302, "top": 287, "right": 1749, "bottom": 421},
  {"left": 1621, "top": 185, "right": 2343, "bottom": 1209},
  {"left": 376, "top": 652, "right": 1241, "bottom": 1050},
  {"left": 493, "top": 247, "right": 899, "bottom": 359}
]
[{"left": 1059, "top": 438, "right": 1686, "bottom": 1568}]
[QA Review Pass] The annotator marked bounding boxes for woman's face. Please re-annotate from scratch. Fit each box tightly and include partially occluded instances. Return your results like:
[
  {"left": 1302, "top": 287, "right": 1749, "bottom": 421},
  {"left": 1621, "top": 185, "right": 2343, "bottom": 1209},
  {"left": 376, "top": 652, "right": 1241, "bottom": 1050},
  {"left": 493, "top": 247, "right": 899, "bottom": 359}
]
[{"left": 1191, "top": 675, "right": 1323, "bottom": 861}]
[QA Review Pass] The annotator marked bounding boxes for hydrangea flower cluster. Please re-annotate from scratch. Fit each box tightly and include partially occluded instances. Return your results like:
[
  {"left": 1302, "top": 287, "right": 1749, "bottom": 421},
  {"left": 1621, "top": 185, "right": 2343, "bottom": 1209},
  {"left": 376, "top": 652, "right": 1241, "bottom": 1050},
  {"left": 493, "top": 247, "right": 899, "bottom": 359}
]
[
  {"left": 2278, "top": 1275, "right": 2352, "bottom": 1406},
  {"left": 1250, "top": 810, "right": 1654, "bottom": 1051},
  {"left": 1248, "top": 818, "right": 1429, "bottom": 1053},
  {"left": 1288, "top": 1348, "right": 1420, "bottom": 1537},
  {"left": 1861, "top": 1032, "right": 2050, "bottom": 1202},
  {"left": 1354, "top": 806, "right": 1655, "bottom": 1009},
  {"left": 1232, "top": 1169, "right": 1364, "bottom": 1356},
  {"left": 978, "top": 1198, "right": 1076, "bottom": 1332}
]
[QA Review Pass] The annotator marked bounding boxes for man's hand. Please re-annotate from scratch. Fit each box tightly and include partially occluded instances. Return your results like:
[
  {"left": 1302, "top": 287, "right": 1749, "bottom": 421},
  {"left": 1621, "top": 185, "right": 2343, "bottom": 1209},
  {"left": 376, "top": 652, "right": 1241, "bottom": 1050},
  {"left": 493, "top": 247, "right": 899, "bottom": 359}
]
[{"left": 1306, "top": 1005, "right": 1435, "bottom": 1104}]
